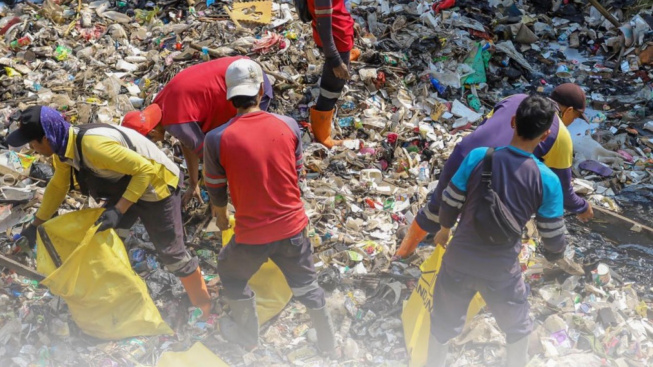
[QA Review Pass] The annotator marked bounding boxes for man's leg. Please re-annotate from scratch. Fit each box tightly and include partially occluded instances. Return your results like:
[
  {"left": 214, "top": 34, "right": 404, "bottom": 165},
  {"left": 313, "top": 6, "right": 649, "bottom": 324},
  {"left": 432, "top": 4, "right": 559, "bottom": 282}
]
[
  {"left": 315, "top": 51, "right": 350, "bottom": 112},
  {"left": 311, "top": 51, "right": 351, "bottom": 148},
  {"left": 269, "top": 228, "right": 335, "bottom": 352},
  {"left": 429, "top": 263, "right": 477, "bottom": 366},
  {"left": 217, "top": 238, "right": 272, "bottom": 347},
  {"left": 478, "top": 275, "right": 532, "bottom": 367},
  {"left": 133, "top": 189, "right": 211, "bottom": 316}
]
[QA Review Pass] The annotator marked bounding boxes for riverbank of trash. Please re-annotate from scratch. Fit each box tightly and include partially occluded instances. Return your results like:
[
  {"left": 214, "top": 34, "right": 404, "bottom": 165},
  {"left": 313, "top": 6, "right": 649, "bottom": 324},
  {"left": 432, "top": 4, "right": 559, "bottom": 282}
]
[{"left": 1, "top": 0, "right": 653, "bottom": 365}]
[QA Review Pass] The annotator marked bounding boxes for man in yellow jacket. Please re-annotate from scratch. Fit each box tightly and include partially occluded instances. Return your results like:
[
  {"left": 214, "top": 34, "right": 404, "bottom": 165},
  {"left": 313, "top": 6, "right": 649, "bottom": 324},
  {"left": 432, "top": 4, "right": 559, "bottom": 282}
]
[{"left": 8, "top": 106, "right": 211, "bottom": 318}]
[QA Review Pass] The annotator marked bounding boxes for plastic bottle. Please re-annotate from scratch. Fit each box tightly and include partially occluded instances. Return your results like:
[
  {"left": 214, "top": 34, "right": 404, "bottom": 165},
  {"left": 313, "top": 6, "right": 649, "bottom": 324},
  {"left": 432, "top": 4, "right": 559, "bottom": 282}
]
[{"left": 428, "top": 75, "right": 446, "bottom": 95}]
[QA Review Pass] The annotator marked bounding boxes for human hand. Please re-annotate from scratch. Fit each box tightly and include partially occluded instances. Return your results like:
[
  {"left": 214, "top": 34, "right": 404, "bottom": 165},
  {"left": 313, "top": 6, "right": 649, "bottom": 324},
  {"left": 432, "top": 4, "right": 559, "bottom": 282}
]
[
  {"left": 576, "top": 203, "right": 594, "bottom": 223},
  {"left": 433, "top": 228, "right": 451, "bottom": 248},
  {"left": 541, "top": 247, "right": 564, "bottom": 263},
  {"left": 333, "top": 63, "right": 350, "bottom": 80},
  {"left": 182, "top": 183, "right": 203, "bottom": 207},
  {"left": 215, "top": 214, "right": 231, "bottom": 231},
  {"left": 20, "top": 224, "right": 38, "bottom": 246},
  {"left": 96, "top": 207, "right": 124, "bottom": 232}
]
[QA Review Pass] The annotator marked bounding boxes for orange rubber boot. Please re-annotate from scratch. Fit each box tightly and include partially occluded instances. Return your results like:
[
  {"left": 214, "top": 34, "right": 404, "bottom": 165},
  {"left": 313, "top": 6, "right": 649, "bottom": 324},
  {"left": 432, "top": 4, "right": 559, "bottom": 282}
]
[
  {"left": 396, "top": 221, "right": 428, "bottom": 258},
  {"left": 179, "top": 267, "right": 212, "bottom": 319},
  {"left": 310, "top": 108, "right": 342, "bottom": 148}
]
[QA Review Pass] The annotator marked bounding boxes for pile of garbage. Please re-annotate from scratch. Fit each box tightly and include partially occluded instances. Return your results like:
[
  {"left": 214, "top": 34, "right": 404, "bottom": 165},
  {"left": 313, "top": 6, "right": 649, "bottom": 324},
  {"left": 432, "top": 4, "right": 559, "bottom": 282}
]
[{"left": 1, "top": 0, "right": 653, "bottom": 366}]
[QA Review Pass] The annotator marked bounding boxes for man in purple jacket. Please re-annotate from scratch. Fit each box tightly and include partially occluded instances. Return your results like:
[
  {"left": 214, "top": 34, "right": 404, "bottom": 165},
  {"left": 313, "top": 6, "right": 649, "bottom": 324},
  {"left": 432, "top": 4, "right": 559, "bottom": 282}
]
[{"left": 395, "top": 83, "right": 593, "bottom": 259}]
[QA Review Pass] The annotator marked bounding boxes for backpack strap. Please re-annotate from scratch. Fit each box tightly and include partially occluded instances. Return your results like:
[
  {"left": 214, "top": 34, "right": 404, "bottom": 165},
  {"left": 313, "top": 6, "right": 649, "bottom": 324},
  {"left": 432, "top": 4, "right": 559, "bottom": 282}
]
[
  {"left": 481, "top": 148, "right": 494, "bottom": 184},
  {"left": 70, "top": 124, "right": 136, "bottom": 191},
  {"left": 75, "top": 124, "right": 135, "bottom": 169}
]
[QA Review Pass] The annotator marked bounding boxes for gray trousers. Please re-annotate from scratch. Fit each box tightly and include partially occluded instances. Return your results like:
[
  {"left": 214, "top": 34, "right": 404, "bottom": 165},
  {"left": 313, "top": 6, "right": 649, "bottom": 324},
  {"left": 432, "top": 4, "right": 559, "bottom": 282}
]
[
  {"left": 430, "top": 262, "right": 532, "bottom": 344},
  {"left": 217, "top": 227, "right": 326, "bottom": 309},
  {"left": 118, "top": 187, "right": 198, "bottom": 277}
]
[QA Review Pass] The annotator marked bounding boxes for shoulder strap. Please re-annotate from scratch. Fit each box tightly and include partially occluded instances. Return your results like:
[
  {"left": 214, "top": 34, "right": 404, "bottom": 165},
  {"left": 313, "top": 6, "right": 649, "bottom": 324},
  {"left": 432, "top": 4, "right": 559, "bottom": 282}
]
[
  {"left": 481, "top": 148, "right": 494, "bottom": 184},
  {"left": 76, "top": 124, "right": 135, "bottom": 168}
]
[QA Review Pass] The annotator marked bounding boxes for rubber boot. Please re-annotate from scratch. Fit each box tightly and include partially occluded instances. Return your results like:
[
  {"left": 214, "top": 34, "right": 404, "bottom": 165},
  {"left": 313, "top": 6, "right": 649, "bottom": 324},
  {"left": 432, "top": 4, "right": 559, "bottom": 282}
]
[
  {"left": 220, "top": 295, "right": 259, "bottom": 348},
  {"left": 307, "top": 305, "right": 336, "bottom": 353},
  {"left": 395, "top": 220, "right": 428, "bottom": 258},
  {"left": 427, "top": 333, "right": 448, "bottom": 367},
  {"left": 506, "top": 335, "right": 529, "bottom": 367},
  {"left": 310, "top": 108, "right": 342, "bottom": 148},
  {"left": 179, "top": 267, "right": 211, "bottom": 319}
]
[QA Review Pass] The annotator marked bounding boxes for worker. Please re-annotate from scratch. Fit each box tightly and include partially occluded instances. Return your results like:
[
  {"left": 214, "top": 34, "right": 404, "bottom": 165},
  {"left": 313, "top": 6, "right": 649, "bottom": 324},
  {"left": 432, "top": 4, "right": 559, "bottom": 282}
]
[
  {"left": 203, "top": 59, "right": 336, "bottom": 352},
  {"left": 395, "top": 83, "right": 593, "bottom": 259},
  {"left": 9, "top": 106, "right": 212, "bottom": 318},
  {"left": 121, "top": 56, "right": 274, "bottom": 206},
  {"left": 427, "top": 95, "right": 567, "bottom": 366},
  {"left": 308, "top": 0, "right": 356, "bottom": 148}
]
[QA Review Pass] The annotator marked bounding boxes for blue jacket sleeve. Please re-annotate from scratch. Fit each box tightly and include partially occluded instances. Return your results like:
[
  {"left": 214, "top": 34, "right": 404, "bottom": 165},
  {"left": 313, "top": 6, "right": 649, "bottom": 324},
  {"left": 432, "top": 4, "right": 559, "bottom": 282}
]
[
  {"left": 439, "top": 148, "right": 487, "bottom": 228},
  {"left": 536, "top": 164, "right": 567, "bottom": 253}
]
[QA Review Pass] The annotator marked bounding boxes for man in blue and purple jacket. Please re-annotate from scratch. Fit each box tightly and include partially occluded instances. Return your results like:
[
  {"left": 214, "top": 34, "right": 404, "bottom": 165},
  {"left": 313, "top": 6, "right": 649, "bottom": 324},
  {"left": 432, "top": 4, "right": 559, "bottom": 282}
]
[
  {"left": 395, "top": 83, "right": 592, "bottom": 259},
  {"left": 427, "top": 95, "right": 568, "bottom": 366}
]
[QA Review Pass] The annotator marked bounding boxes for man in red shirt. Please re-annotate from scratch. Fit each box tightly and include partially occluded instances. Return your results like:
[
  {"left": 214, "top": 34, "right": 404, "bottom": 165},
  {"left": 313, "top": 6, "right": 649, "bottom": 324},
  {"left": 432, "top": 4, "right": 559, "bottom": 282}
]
[
  {"left": 308, "top": 0, "right": 355, "bottom": 148},
  {"left": 121, "top": 56, "right": 273, "bottom": 205},
  {"left": 204, "top": 59, "right": 335, "bottom": 352}
]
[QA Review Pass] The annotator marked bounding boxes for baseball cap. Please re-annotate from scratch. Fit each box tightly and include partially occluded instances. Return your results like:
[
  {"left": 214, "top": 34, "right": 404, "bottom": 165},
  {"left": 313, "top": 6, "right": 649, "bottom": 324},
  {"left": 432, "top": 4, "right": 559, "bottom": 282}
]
[
  {"left": 550, "top": 83, "right": 588, "bottom": 121},
  {"left": 6, "top": 106, "right": 46, "bottom": 147},
  {"left": 225, "top": 59, "right": 264, "bottom": 100},
  {"left": 120, "top": 103, "right": 162, "bottom": 136}
]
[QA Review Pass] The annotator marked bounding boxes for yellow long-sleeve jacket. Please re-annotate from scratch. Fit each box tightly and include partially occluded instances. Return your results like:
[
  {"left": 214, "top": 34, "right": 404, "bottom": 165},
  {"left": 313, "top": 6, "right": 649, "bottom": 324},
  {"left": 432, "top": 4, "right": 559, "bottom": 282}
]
[{"left": 36, "top": 126, "right": 180, "bottom": 222}]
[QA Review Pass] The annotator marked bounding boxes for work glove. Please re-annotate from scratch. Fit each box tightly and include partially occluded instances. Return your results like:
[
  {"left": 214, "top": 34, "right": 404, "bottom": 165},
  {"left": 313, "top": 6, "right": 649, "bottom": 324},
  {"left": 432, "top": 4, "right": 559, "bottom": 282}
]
[
  {"left": 95, "top": 207, "right": 123, "bottom": 232},
  {"left": 20, "top": 224, "right": 38, "bottom": 246},
  {"left": 541, "top": 247, "right": 564, "bottom": 263}
]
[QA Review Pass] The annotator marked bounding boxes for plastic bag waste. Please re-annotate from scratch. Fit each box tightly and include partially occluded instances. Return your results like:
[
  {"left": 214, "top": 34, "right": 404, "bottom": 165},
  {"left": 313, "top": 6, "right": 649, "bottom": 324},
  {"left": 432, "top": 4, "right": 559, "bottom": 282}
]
[
  {"left": 36, "top": 209, "right": 173, "bottom": 340},
  {"left": 402, "top": 245, "right": 485, "bottom": 367},
  {"left": 156, "top": 342, "right": 229, "bottom": 367},
  {"left": 222, "top": 216, "right": 293, "bottom": 324}
]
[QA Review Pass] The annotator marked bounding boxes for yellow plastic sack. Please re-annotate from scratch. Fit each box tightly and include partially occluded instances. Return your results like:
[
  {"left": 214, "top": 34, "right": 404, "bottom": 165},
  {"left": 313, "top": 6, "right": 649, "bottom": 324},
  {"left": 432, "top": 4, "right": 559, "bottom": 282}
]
[
  {"left": 37, "top": 209, "right": 172, "bottom": 340},
  {"left": 222, "top": 216, "right": 293, "bottom": 325},
  {"left": 401, "top": 246, "right": 486, "bottom": 367},
  {"left": 156, "top": 342, "right": 229, "bottom": 367}
]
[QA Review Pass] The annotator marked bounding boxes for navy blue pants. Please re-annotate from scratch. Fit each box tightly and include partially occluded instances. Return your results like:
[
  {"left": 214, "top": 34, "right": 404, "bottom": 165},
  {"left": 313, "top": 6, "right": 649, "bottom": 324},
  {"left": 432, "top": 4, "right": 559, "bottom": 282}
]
[
  {"left": 217, "top": 227, "right": 325, "bottom": 309},
  {"left": 430, "top": 262, "right": 532, "bottom": 344}
]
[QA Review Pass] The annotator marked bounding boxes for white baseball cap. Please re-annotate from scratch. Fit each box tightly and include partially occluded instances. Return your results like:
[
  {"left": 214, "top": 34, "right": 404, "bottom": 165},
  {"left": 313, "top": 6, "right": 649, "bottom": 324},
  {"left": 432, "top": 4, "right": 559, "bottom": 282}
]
[{"left": 225, "top": 59, "right": 264, "bottom": 100}]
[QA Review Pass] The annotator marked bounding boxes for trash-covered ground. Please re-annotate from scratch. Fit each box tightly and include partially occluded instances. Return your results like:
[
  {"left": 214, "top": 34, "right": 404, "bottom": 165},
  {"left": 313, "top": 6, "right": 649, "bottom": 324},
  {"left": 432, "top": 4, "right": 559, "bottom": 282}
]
[{"left": 1, "top": 0, "right": 653, "bottom": 366}]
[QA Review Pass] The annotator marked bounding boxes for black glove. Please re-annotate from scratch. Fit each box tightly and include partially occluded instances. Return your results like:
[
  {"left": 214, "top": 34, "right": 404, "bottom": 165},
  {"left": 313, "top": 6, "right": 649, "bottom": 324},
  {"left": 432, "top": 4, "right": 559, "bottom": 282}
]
[
  {"left": 541, "top": 247, "right": 564, "bottom": 263},
  {"left": 20, "top": 224, "right": 38, "bottom": 246},
  {"left": 95, "top": 207, "right": 123, "bottom": 232}
]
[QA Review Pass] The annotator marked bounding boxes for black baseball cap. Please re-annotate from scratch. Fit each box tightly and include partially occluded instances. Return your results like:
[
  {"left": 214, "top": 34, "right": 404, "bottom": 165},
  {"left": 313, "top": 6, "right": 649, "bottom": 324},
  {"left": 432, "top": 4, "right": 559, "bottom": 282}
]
[
  {"left": 550, "top": 83, "right": 588, "bottom": 121},
  {"left": 6, "top": 106, "right": 46, "bottom": 147}
]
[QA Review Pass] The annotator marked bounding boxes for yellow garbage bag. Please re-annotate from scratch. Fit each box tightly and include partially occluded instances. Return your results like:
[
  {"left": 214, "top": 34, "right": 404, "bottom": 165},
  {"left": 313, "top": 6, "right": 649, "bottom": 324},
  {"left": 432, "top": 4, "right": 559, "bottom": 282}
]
[
  {"left": 36, "top": 209, "right": 173, "bottom": 340},
  {"left": 156, "top": 342, "right": 229, "bottom": 367},
  {"left": 401, "top": 245, "right": 486, "bottom": 367},
  {"left": 222, "top": 216, "right": 293, "bottom": 325}
]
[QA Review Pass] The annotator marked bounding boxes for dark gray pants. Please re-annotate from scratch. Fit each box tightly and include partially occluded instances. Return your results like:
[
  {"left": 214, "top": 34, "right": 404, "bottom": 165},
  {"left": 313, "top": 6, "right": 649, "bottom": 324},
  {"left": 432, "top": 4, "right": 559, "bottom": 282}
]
[
  {"left": 315, "top": 51, "right": 351, "bottom": 112},
  {"left": 217, "top": 227, "right": 325, "bottom": 309},
  {"left": 118, "top": 188, "right": 198, "bottom": 277},
  {"left": 430, "top": 262, "right": 532, "bottom": 344}
]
